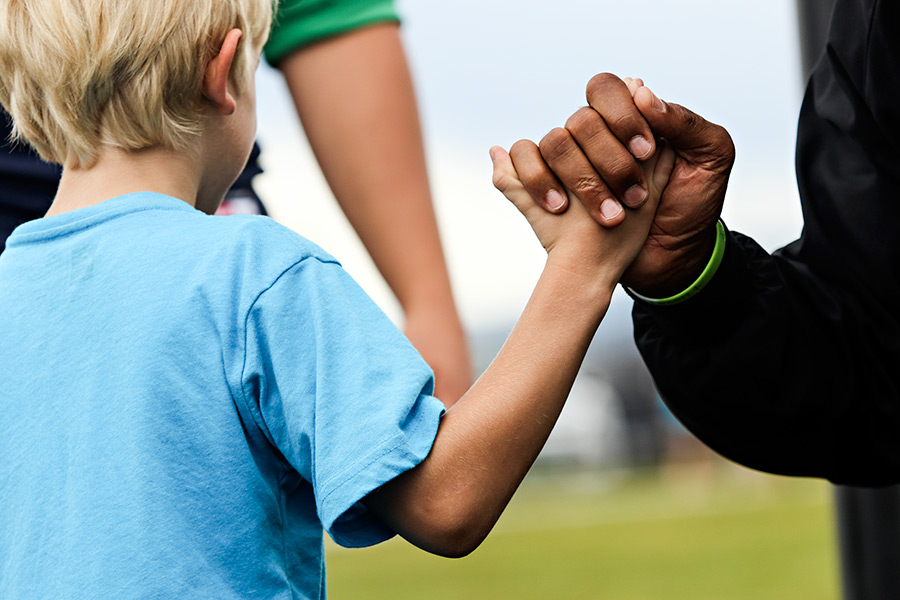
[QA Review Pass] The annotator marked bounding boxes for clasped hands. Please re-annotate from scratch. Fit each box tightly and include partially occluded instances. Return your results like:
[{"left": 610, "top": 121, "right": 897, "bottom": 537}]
[{"left": 498, "top": 73, "right": 736, "bottom": 299}]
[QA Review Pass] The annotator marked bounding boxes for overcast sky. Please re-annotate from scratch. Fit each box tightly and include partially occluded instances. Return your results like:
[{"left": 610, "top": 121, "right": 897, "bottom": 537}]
[{"left": 253, "top": 0, "right": 807, "bottom": 331}]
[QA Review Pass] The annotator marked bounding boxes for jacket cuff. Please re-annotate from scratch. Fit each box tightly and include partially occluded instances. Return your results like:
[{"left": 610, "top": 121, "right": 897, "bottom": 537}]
[
  {"left": 630, "top": 225, "right": 757, "bottom": 337},
  {"left": 628, "top": 221, "right": 727, "bottom": 306}
]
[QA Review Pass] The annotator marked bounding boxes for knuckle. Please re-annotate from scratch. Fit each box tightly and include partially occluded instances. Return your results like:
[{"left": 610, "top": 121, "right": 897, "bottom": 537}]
[
  {"left": 539, "top": 127, "right": 573, "bottom": 161},
  {"left": 509, "top": 138, "right": 535, "bottom": 159},
  {"left": 605, "top": 153, "right": 641, "bottom": 181},
  {"left": 583, "top": 145, "right": 640, "bottom": 186},
  {"left": 682, "top": 106, "right": 702, "bottom": 132},
  {"left": 715, "top": 127, "right": 736, "bottom": 157},
  {"left": 571, "top": 175, "right": 606, "bottom": 200},
  {"left": 608, "top": 111, "right": 640, "bottom": 134},
  {"left": 586, "top": 72, "right": 619, "bottom": 98},
  {"left": 508, "top": 139, "right": 549, "bottom": 191},
  {"left": 707, "top": 126, "right": 736, "bottom": 171},
  {"left": 564, "top": 107, "right": 598, "bottom": 134},
  {"left": 517, "top": 168, "right": 544, "bottom": 191},
  {"left": 492, "top": 171, "right": 512, "bottom": 193}
]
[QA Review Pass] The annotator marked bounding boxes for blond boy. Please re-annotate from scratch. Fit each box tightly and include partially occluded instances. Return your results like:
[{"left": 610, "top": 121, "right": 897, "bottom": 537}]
[{"left": 0, "top": 0, "right": 673, "bottom": 597}]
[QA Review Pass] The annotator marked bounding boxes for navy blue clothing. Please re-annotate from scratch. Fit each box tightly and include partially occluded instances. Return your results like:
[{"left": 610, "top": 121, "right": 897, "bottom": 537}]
[
  {"left": 0, "top": 111, "right": 61, "bottom": 181},
  {"left": 0, "top": 111, "right": 61, "bottom": 252}
]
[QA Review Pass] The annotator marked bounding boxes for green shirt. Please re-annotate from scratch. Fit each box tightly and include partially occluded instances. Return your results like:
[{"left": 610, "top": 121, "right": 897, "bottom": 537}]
[{"left": 266, "top": 0, "right": 400, "bottom": 65}]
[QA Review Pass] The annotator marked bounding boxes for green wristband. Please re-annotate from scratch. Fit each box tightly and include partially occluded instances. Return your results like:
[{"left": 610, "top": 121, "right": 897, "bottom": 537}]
[{"left": 629, "top": 220, "right": 726, "bottom": 306}]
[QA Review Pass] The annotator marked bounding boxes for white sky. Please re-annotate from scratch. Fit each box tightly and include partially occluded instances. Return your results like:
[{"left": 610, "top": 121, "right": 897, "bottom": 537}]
[{"left": 253, "top": 0, "right": 806, "bottom": 333}]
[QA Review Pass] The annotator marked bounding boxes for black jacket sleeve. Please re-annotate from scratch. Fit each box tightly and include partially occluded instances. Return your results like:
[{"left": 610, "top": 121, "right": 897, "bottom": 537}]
[{"left": 633, "top": 0, "right": 900, "bottom": 486}]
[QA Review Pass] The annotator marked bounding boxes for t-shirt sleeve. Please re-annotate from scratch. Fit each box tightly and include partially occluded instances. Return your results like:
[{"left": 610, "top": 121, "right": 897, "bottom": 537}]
[
  {"left": 265, "top": 0, "right": 400, "bottom": 66},
  {"left": 237, "top": 256, "right": 444, "bottom": 547}
]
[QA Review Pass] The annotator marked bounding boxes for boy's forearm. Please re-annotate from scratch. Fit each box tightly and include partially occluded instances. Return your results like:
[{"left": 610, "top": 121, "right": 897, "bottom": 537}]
[
  {"left": 364, "top": 263, "right": 616, "bottom": 557},
  {"left": 362, "top": 91, "right": 669, "bottom": 557}
]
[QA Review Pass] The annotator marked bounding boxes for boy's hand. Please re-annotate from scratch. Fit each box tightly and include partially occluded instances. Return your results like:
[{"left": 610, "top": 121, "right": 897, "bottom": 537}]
[
  {"left": 512, "top": 74, "right": 735, "bottom": 298},
  {"left": 491, "top": 140, "right": 675, "bottom": 285}
]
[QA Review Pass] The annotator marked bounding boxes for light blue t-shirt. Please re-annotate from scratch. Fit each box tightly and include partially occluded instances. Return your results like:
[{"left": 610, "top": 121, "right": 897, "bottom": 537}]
[{"left": 0, "top": 192, "right": 444, "bottom": 599}]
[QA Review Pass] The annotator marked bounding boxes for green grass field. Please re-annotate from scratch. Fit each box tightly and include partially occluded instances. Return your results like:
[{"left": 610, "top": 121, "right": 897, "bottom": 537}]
[{"left": 326, "top": 463, "right": 839, "bottom": 599}]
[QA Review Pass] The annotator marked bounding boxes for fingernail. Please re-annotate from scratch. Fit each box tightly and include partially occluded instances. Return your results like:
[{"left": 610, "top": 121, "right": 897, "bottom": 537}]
[
  {"left": 629, "top": 136, "right": 653, "bottom": 159},
  {"left": 546, "top": 189, "right": 566, "bottom": 211},
  {"left": 600, "top": 198, "right": 622, "bottom": 220},
  {"left": 624, "top": 185, "right": 648, "bottom": 207},
  {"left": 648, "top": 88, "right": 666, "bottom": 112}
]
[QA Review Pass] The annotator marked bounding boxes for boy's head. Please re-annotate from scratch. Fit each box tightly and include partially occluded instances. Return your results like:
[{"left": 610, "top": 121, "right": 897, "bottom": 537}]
[{"left": 0, "top": 0, "right": 275, "bottom": 169}]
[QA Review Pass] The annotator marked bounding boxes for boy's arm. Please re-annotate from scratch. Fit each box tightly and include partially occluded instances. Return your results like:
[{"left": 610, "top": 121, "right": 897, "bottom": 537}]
[
  {"left": 363, "top": 144, "right": 675, "bottom": 558},
  {"left": 277, "top": 23, "right": 471, "bottom": 406}
]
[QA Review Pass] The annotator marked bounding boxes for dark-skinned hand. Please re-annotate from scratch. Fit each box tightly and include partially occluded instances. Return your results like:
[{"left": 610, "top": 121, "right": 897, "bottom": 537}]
[{"left": 509, "top": 73, "right": 735, "bottom": 297}]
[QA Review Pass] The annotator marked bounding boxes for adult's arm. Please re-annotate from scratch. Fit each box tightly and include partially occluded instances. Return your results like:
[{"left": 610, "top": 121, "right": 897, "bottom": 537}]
[
  {"left": 271, "top": 19, "right": 470, "bottom": 406},
  {"left": 634, "top": 0, "right": 900, "bottom": 486},
  {"left": 510, "top": 0, "right": 900, "bottom": 485}
]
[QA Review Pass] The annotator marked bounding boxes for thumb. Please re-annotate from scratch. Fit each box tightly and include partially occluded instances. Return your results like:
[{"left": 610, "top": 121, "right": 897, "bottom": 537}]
[{"left": 633, "top": 86, "right": 734, "bottom": 163}]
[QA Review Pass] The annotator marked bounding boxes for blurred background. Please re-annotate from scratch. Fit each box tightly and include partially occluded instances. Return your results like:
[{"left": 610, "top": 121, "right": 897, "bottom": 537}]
[{"left": 254, "top": 0, "right": 836, "bottom": 597}]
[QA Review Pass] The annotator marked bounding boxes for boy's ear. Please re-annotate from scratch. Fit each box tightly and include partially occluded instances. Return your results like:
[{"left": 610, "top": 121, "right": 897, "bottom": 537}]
[{"left": 203, "top": 29, "right": 244, "bottom": 115}]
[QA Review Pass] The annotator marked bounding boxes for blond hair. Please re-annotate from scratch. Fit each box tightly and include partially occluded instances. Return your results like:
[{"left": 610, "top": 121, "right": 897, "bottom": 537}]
[{"left": 0, "top": 0, "right": 275, "bottom": 168}]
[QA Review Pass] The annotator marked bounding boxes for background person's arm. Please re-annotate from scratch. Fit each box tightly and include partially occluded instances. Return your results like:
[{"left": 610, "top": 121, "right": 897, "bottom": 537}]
[{"left": 271, "top": 18, "right": 471, "bottom": 406}]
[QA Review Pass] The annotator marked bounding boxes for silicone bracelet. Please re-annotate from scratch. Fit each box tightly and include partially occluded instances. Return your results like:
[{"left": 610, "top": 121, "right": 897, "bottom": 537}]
[{"left": 628, "top": 220, "right": 726, "bottom": 306}]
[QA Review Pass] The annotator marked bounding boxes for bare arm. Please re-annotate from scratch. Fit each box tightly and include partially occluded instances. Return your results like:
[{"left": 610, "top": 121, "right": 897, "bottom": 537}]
[
  {"left": 277, "top": 23, "right": 470, "bottom": 406},
  {"left": 363, "top": 144, "right": 675, "bottom": 558},
  {"left": 364, "top": 257, "right": 611, "bottom": 558}
]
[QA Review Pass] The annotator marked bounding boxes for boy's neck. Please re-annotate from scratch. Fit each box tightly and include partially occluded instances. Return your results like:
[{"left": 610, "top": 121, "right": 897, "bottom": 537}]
[{"left": 48, "top": 144, "right": 214, "bottom": 217}]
